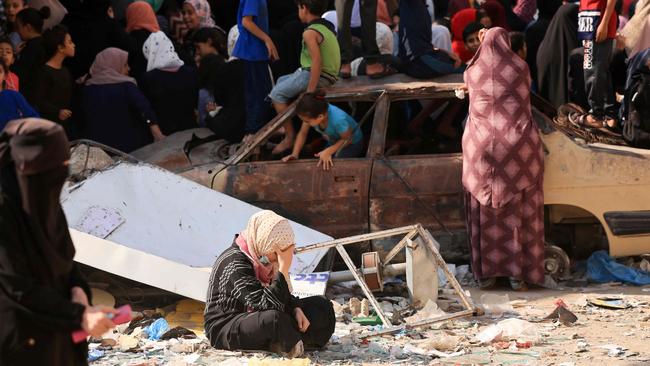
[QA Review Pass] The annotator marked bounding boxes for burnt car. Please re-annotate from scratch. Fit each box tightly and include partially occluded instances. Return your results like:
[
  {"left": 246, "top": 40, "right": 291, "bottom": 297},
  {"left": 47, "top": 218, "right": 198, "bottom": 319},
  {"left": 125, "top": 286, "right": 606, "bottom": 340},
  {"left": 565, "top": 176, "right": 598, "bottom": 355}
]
[{"left": 127, "top": 73, "right": 650, "bottom": 275}]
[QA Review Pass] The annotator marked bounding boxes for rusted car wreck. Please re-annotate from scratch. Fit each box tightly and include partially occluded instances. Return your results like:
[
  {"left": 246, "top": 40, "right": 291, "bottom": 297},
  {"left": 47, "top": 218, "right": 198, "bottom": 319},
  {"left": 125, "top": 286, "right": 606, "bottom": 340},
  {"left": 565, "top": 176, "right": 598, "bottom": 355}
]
[{"left": 97, "top": 73, "right": 650, "bottom": 275}]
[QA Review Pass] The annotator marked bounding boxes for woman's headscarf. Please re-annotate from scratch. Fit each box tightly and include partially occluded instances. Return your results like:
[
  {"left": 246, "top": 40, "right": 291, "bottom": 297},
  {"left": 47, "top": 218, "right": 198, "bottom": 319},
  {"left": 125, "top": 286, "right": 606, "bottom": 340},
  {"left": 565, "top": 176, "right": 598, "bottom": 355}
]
[
  {"left": 184, "top": 0, "right": 216, "bottom": 28},
  {"left": 377, "top": 22, "right": 393, "bottom": 55},
  {"left": 29, "top": 0, "right": 67, "bottom": 30},
  {"left": 85, "top": 48, "right": 137, "bottom": 86},
  {"left": 431, "top": 24, "right": 452, "bottom": 52},
  {"left": 236, "top": 210, "right": 295, "bottom": 285},
  {"left": 143, "top": 31, "right": 185, "bottom": 72},
  {"left": 621, "top": 0, "right": 650, "bottom": 58},
  {"left": 512, "top": 0, "right": 536, "bottom": 24},
  {"left": 463, "top": 27, "right": 543, "bottom": 208},
  {"left": 126, "top": 1, "right": 161, "bottom": 33},
  {"left": 451, "top": 8, "right": 478, "bottom": 62},
  {"left": 0, "top": 119, "right": 75, "bottom": 278},
  {"left": 536, "top": 3, "right": 579, "bottom": 108},
  {"left": 481, "top": 0, "right": 509, "bottom": 30}
]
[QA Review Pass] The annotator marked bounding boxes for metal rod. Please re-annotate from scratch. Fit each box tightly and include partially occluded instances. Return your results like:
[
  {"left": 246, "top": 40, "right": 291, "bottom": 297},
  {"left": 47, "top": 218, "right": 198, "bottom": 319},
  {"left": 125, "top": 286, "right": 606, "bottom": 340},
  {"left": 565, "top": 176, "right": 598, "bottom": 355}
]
[
  {"left": 296, "top": 225, "right": 420, "bottom": 254},
  {"left": 416, "top": 225, "right": 475, "bottom": 311},
  {"left": 360, "top": 309, "right": 475, "bottom": 338},
  {"left": 382, "top": 229, "right": 418, "bottom": 265},
  {"left": 335, "top": 244, "right": 392, "bottom": 327},
  {"left": 329, "top": 263, "right": 407, "bottom": 283}
]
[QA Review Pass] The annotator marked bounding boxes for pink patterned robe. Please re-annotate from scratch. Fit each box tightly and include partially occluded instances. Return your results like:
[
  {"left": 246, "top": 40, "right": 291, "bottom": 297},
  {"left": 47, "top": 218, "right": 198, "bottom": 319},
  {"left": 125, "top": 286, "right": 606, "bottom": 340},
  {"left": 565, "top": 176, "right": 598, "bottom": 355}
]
[{"left": 462, "top": 27, "right": 545, "bottom": 285}]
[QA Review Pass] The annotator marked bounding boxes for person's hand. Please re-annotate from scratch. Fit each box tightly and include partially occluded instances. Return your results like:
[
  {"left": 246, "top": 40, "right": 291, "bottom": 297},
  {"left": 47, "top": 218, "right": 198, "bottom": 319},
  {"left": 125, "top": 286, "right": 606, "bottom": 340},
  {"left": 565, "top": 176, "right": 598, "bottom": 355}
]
[
  {"left": 150, "top": 124, "right": 165, "bottom": 141},
  {"left": 316, "top": 150, "right": 334, "bottom": 171},
  {"left": 596, "top": 22, "right": 608, "bottom": 43},
  {"left": 71, "top": 287, "right": 89, "bottom": 307},
  {"left": 446, "top": 50, "right": 462, "bottom": 68},
  {"left": 265, "top": 38, "right": 279, "bottom": 62},
  {"left": 276, "top": 244, "right": 295, "bottom": 278},
  {"left": 615, "top": 33, "right": 626, "bottom": 50},
  {"left": 281, "top": 154, "right": 297, "bottom": 162},
  {"left": 294, "top": 307, "right": 310, "bottom": 333},
  {"left": 59, "top": 109, "right": 72, "bottom": 121},
  {"left": 82, "top": 306, "right": 117, "bottom": 338}
]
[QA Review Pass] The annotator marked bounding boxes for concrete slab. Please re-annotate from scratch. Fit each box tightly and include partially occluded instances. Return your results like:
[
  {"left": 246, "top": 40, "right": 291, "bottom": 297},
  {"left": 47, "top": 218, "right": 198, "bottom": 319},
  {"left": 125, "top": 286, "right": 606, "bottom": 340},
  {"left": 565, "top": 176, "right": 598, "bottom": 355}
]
[{"left": 62, "top": 162, "right": 330, "bottom": 301}]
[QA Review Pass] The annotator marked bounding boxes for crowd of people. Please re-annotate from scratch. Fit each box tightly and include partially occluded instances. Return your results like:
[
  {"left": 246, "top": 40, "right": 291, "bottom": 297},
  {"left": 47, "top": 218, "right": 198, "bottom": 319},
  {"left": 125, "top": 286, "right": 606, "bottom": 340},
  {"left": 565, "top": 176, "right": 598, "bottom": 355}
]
[
  {"left": 1, "top": 0, "right": 650, "bottom": 365},
  {"left": 0, "top": 0, "right": 644, "bottom": 156}
]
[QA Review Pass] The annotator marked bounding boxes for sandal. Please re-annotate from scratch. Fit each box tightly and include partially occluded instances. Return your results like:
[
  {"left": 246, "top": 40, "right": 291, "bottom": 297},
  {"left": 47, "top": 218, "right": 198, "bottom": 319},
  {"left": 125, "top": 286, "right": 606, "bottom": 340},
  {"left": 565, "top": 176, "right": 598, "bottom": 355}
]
[
  {"left": 478, "top": 277, "right": 497, "bottom": 290},
  {"left": 368, "top": 64, "right": 398, "bottom": 79},
  {"left": 509, "top": 278, "right": 528, "bottom": 291},
  {"left": 340, "top": 64, "right": 352, "bottom": 79}
]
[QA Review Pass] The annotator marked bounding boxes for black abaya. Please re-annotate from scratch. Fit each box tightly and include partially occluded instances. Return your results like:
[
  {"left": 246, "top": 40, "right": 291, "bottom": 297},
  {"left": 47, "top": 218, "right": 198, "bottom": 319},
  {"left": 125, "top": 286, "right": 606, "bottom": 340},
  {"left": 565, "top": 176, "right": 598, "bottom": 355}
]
[
  {"left": 536, "top": 3, "right": 580, "bottom": 108},
  {"left": 0, "top": 119, "right": 92, "bottom": 366}
]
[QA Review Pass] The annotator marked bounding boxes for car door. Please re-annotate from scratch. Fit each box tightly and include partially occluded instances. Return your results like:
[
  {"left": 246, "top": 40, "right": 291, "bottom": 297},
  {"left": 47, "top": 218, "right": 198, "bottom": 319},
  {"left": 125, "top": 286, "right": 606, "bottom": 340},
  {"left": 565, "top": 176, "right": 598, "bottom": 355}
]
[
  {"left": 367, "top": 95, "right": 467, "bottom": 261},
  {"left": 212, "top": 104, "right": 372, "bottom": 240}
]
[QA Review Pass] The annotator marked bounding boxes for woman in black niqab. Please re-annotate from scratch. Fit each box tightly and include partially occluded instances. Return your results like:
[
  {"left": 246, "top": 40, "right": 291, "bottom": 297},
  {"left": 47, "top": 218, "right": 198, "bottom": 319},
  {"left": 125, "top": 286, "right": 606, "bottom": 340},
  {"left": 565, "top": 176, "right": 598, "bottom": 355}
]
[
  {"left": 536, "top": 3, "right": 580, "bottom": 108},
  {"left": 0, "top": 119, "right": 113, "bottom": 366}
]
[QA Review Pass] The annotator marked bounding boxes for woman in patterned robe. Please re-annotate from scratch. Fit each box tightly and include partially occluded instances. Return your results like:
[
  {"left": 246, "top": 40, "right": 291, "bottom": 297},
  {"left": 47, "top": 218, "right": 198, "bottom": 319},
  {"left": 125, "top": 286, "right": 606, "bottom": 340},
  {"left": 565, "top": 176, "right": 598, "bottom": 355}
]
[{"left": 462, "top": 27, "right": 545, "bottom": 290}]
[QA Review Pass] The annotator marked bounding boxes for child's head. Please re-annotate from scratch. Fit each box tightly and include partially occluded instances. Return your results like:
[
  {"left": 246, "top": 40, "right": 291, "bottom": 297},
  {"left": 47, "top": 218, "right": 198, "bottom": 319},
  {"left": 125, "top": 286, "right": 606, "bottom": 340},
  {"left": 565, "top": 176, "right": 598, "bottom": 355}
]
[
  {"left": 0, "top": 39, "right": 15, "bottom": 67},
  {"left": 509, "top": 31, "right": 527, "bottom": 60},
  {"left": 463, "top": 22, "right": 484, "bottom": 55},
  {"left": 193, "top": 27, "right": 227, "bottom": 58},
  {"left": 16, "top": 6, "right": 50, "bottom": 39},
  {"left": 43, "top": 25, "right": 75, "bottom": 60},
  {"left": 4, "top": 0, "right": 25, "bottom": 24},
  {"left": 296, "top": 90, "right": 329, "bottom": 127},
  {"left": 295, "top": 0, "right": 327, "bottom": 22}
]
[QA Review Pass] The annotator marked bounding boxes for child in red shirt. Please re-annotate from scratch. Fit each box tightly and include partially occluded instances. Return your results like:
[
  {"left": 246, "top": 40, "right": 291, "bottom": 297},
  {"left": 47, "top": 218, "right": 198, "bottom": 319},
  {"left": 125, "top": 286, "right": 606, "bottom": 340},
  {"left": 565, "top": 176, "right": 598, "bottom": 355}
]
[
  {"left": 0, "top": 39, "right": 19, "bottom": 91},
  {"left": 578, "top": 0, "right": 618, "bottom": 129}
]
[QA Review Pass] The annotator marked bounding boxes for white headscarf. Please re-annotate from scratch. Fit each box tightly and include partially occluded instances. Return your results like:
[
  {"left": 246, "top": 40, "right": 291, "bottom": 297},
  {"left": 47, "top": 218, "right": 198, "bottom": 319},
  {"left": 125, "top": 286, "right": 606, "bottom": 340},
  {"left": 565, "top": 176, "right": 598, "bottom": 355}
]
[
  {"left": 142, "top": 31, "right": 185, "bottom": 72},
  {"left": 241, "top": 210, "right": 295, "bottom": 259},
  {"left": 376, "top": 22, "right": 393, "bottom": 55}
]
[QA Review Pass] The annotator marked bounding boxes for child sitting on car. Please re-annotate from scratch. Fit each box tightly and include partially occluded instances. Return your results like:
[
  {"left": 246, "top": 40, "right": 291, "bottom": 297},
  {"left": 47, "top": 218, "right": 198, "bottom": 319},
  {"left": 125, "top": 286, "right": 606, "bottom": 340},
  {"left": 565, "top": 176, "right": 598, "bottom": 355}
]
[{"left": 281, "top": 90, "right": 363, "bottom": 171}]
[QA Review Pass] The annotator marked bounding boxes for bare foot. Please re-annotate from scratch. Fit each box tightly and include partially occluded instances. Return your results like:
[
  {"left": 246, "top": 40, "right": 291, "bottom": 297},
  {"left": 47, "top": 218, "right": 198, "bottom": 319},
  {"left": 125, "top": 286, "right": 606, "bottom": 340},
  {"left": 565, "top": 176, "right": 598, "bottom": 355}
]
[
  {"left": 340, "top": 63, "right": 352, "bottom": 78},
  {"left": 272, "top": 137, "right": 294, "bottom": 155}
]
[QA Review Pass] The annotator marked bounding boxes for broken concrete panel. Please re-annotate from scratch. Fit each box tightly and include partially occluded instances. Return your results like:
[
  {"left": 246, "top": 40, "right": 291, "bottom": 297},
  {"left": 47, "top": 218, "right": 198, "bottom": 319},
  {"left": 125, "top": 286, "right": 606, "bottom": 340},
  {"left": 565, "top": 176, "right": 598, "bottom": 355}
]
[
  {"left": 63, "top": 162, "right": 330, "bottom": 298},
  {"left": 71, "top": 229, "right": 211, "bottom": 302}
]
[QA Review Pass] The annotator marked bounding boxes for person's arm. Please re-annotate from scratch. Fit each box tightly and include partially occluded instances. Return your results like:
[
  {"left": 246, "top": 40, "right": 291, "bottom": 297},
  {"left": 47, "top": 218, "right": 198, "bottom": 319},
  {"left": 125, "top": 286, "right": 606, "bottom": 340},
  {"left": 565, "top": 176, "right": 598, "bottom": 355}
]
[
  {"left": 0, "top": 207, "right": 86, "bottom": 331},
  {"left": 242, "top": 15, "right": 279, "bottom": 61},
  {"left": 316, "top": 128, "right": 353, "bottom": 170},
  {"left": 15, "top": 92, "right": 40, "bottom": 118},
  {"left": 596, "top": 0, "right": 617, "bottom": 43},
  {"left": 282, "top": 122, "right": 310, "bottom": 161},
  {"left": 125, "top": 83, "right": 165, "bottom": 141},
  {"left": 303, "top": 29, "right": 323, "bottom": 92},
  {"left": 226, "top": 259, "right": 294, "bottom": 312}
]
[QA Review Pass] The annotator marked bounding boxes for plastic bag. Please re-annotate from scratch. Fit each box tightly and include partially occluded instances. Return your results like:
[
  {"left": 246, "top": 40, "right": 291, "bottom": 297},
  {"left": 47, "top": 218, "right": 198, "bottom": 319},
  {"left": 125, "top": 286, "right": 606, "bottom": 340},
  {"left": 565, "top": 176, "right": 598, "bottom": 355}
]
[
  {"left": 480, "top": 293, "right": 514, "bottom": 317},
  {"left": 144, "top": 318, "right": 170, "bottom": 340},
  {"left": 476, "top": 318, "right": 540, "bottom": 344},
  {"left": 587, "top": 250, "right": 650, "bottom": 285}
]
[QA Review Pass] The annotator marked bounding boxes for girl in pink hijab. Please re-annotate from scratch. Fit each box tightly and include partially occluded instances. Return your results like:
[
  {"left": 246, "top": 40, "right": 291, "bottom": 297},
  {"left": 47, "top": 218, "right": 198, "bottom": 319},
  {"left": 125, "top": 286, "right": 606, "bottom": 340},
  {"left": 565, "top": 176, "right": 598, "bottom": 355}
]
[{"left": 462, "top": 27, "right": 545, "bottom": 290}]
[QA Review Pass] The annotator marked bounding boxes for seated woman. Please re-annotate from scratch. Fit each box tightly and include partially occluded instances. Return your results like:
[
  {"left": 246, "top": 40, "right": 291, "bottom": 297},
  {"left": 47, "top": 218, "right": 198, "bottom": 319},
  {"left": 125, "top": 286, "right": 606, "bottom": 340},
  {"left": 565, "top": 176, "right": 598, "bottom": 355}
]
[
  {"left": 204, "top": 210, "right": 334, "bottom": 358},
  {"left": 80, "top": 48, "right": 164, "bottom": 152},
  {"left": 282, "top": 90, "right": 364, "bottom": 171}
]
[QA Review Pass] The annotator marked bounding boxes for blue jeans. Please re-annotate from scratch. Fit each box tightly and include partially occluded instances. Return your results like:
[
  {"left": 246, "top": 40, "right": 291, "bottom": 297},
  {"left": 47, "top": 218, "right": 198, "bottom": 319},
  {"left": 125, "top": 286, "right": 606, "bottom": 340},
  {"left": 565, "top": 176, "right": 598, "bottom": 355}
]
[
  {"left": 335, "top": 139, "right": 364, "bottom": 158},
  {"left": 269, "top": 68, "right": 335, "bottom": 104},
  {"left": 243, "top": 60, "right": 273, "bottom": 133}
]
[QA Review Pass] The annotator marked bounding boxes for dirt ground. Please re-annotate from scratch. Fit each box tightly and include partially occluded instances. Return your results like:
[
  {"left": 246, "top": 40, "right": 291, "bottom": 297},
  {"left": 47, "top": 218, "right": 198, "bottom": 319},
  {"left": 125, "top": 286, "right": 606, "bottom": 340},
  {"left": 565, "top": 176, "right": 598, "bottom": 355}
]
[{"left": 89, "top": 280, "right": 650, "bottom": 366}]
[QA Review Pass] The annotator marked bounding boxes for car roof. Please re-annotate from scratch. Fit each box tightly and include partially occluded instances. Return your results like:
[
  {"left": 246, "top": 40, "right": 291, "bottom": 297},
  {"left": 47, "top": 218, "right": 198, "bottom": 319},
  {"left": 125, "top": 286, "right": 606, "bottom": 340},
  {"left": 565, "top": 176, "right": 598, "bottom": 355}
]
[{"left": 323, "top": 73, "right": 466, "bottom": 97}]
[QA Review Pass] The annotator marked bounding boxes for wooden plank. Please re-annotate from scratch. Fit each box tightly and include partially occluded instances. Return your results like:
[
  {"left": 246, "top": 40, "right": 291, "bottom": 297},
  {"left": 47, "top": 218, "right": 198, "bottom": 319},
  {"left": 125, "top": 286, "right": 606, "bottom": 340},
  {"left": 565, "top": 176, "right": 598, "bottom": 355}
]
[
  {"left": 382, "top": 229, "right": 418, "bottom": 265},
  {"left": 296, "top": 225, "right": 419, "bottom": 254}
]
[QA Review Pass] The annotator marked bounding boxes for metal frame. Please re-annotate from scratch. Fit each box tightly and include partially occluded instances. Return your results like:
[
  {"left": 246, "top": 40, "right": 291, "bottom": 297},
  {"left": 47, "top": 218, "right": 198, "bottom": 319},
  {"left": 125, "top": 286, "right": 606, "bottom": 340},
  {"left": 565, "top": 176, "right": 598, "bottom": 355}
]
[{"left": 296, "top": 224, "right": 477, "bottom": 336}]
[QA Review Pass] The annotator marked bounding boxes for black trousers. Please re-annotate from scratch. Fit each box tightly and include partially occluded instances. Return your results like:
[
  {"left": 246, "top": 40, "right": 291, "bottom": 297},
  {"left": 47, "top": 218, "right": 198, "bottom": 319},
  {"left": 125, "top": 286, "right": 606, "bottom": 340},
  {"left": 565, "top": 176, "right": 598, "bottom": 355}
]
[
  {"left": 583, "top": 39, "right": 616, "bottom": 117},
  {"left": 209, "top": 296, "right": 335, "bottom": 353}
]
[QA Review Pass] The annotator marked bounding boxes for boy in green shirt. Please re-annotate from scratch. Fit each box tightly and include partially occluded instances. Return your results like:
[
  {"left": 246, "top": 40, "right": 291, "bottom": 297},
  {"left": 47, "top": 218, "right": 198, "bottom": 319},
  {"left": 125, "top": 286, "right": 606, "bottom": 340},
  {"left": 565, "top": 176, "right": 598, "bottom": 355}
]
[{"left": 269, "top": 0, "right": 341, "bottom": 155}]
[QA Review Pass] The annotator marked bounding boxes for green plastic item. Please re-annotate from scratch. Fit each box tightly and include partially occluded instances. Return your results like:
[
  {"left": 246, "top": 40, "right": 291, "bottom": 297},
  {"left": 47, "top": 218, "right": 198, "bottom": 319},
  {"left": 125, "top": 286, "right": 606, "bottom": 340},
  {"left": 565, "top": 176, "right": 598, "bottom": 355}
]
[{"left": 352, "top": 315, "right": 382, "bottom": 326}]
